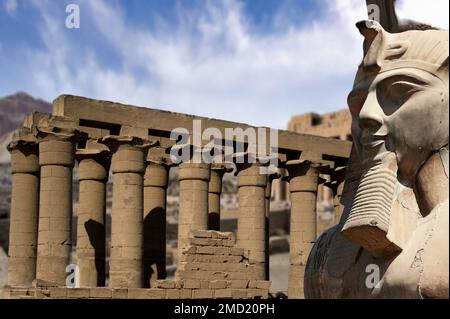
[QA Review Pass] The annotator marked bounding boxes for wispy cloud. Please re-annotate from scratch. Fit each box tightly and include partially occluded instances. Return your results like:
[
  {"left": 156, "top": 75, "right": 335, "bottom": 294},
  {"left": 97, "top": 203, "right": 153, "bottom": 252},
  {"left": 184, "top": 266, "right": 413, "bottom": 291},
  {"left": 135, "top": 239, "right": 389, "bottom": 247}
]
[
  {"left": 4, "top": 0, "right": 17, "bottom": 16},
  {"left": 7, "top": 0, "right": 448, "bottom": 129},
  {"left": 397, "top": 0, "right": 449, "bottom": 29}
]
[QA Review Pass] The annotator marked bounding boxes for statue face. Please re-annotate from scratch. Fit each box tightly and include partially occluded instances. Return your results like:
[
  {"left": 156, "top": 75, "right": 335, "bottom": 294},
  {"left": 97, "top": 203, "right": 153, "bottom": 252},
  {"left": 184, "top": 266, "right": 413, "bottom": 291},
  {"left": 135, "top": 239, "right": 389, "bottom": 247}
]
[
  {"left": 341, "top": 22, "right": 448, "bottom": 257},
  {"left": 349, "top": 67, "right": 448, "bottom": 184},
  {"left": 347, "top": 22, "right": 449, "bottom": 185}
]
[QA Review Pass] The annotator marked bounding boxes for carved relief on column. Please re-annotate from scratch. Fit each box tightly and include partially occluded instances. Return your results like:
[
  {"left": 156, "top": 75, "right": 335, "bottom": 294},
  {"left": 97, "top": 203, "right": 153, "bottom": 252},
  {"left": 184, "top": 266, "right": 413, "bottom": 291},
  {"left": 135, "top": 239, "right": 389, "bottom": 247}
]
[
  {"left": 176, "top": 162, "right": 211, "bottom": 271},
  {"left": 7, "top": 132, "right": 39, "bottom": 287},
  {"left": 35, "top": 127, "right": 84, "bottom": 286},
  {"left": 285, "top": 159, "right": 321, "bottom": 299},
  {"left": 75, "top": 145, "right": 110, "bottom": 287},
  {"left": 143, "top": 150, "right": 170, "bottom": 288},
  {"left": 235, "top": 155, "right": 268, "bottom": 280},
  {"left": 99, "top": 136, "right": 153, "bottom": 288},
  {"left": 207, "top": 164, "right": 232, "bottom": 231}
]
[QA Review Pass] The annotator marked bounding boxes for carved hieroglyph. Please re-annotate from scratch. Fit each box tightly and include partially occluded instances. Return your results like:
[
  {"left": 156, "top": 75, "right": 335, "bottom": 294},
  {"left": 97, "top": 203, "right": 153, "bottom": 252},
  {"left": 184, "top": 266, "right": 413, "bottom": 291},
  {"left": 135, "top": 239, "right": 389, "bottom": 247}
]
[{"left": 305, "top": 20, "right": 449, "bottom": 299}]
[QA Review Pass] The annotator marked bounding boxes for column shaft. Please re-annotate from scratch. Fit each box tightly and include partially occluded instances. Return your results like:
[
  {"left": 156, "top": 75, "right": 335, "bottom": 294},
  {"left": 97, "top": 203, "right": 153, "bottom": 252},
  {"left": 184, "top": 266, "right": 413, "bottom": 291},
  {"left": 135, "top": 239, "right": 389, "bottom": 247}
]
[
  {"left": 7, "top": 143, "right": 39, "bottom": 286},
  {"left": 177, "top": 163, "right": 210, "bottom": 265},
  {"left": 287, "top": 162, "right": 319, "bottom": 299},
  {"left": 36, "top": 140, "right": 74, "bottom": 286},
  {"left": 143, "top": 162, "right": 169, "bottom": 287},
  {"left": 76, "top": 152, "right": 109, "bottom": 287},
  {"left": 208, "top": 166, "right": 227, "bottom": 231},
  {"left": 109, "top": 144, "right": 146, "bottom": 288},
  {"left": 237, "top": 163, "right": 267, "bottom": 280},
  {"left": 264, "top": 179, "right": 272, "bottom": 281}
]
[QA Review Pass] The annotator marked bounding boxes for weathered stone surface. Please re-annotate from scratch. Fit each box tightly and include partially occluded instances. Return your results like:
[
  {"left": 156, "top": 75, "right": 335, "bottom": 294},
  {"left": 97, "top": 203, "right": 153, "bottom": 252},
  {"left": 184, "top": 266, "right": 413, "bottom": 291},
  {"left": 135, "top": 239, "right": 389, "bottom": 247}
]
[
  {"left": 192, "top": 289, "right": 214, "bottom": 299},
  {"left": 306, "top": 19, "right": 449, "bottom": 299},
  {"left": 90, "top": 287, "right": 112, "bottom": 298},
  {"left": 67, "top": 288, "right": 90, "bottom": 299}
]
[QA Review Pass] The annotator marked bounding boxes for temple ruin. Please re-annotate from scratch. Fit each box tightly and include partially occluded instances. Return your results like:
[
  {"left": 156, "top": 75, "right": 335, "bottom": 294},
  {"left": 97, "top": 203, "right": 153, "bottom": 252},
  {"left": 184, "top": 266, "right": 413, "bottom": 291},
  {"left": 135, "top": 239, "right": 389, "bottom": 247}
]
[{"left": 4, "top": 95, "right": 351, "bottom": 299}]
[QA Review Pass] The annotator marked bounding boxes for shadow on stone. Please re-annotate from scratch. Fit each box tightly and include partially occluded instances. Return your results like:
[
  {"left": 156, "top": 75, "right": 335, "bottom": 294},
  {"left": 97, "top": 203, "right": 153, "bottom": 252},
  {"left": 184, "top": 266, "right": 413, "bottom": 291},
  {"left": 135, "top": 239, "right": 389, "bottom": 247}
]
[
  {"left": 143, "top": 206, "right": 166, "bottom": 288},
  {"left": 85, "top": 219, "right": 106, "bottom": 286},
  {"left": 208, "top": 212, "right": 220, "bottom": 231}
]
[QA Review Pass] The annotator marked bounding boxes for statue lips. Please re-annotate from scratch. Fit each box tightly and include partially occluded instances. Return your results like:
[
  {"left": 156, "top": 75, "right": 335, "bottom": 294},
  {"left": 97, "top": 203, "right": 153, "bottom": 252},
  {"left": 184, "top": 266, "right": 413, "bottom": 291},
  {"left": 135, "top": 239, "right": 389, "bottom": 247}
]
[{"left": 360, "top": 133, "right": 390, "bottom": 167}]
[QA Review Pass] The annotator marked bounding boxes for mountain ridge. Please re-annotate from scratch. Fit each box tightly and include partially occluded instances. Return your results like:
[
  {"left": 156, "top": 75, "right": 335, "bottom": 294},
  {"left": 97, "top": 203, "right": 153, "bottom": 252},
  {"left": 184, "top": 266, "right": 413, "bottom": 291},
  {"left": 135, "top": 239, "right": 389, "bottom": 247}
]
[{"left": 0, "top": 92, "right": 51, "bottom": 164}]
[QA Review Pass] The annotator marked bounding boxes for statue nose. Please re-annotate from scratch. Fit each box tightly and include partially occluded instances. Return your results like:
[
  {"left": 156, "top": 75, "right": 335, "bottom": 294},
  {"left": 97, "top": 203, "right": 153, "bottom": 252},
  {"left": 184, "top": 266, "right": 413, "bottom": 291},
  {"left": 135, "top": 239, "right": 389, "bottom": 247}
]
[{"left": 358, "top": 93, "right": 384, "bottom": 130}]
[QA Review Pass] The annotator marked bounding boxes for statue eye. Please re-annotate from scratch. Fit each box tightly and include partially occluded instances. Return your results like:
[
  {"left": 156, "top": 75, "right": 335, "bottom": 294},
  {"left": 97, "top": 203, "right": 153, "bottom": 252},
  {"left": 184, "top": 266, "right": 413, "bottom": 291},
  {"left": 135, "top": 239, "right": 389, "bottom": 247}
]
[
  {"left": 388, "top": 81, "right": 422, "bottom": 105},
  {"left": 376, "top": 77, "right": 425, "bottom": 115}
]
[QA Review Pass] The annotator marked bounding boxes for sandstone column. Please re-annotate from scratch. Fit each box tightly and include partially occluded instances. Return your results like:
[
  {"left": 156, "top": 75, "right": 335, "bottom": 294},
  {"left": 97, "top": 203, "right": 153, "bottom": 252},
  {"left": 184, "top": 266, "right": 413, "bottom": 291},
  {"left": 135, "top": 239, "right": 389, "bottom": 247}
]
[
  {"left": 273, "top": 168, "right": 289, "bottom": 202},
  {"left": 236, "top": 160, "right": 268, "bottom": 280},
  {"left": 331, "top": 167, "right": 346, "bottom": 224},
  {"left": 143, "top": 159, "right": 169, "bottom": 287},
  {"left": 76, "top": 148, "right": 110, "bottom": 287},
  {"left": 100, "top": 136, "right": 150, "bottom": 288},
  {"left": 177, "top": 162, "right": 210, "bottom": 265},
  {"left": 264, "top": 172, "right": 281, "bottom": 280},
  {"left": 7, "top": 140, "right": 39, "bottom": 287},
  {"left": 286, "top": 160, "right": 320, "bottom": 299},
  {"left": 36, "top": 136, "right": 76, "bottom": 285},
  {"left": 207, "top": 164, "right": 230, "bottom": 231}
]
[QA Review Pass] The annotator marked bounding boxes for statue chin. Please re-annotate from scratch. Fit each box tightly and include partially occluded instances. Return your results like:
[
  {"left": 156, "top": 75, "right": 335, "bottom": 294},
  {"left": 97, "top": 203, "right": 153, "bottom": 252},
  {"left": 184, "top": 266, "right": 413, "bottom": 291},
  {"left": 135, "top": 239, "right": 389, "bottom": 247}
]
[{"left": 341, "top": 151, "right": 401, "bottom": 257}]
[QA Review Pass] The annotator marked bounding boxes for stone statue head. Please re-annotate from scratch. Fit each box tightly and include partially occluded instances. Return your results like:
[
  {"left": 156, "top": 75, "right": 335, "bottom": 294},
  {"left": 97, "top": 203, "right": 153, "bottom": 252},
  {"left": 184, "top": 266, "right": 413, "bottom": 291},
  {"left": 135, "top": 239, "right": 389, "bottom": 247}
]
[{"left": 342, "top": 20, "right": 449, "bottom": 257}]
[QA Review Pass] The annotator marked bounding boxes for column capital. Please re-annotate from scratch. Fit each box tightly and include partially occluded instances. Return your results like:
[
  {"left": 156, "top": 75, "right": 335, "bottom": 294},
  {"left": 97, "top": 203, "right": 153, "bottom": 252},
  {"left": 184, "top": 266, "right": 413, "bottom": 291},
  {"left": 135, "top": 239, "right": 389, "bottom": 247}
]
[
  {"left": 285, "top": 160, "right": 321, "bottom": 193},
  {"left": 208, "top": 163, "right": 232, "bottom": 194},
  {"left": 100, "top": 135, "right": 157, "bottom": 174},
  {"left": 76, "top": 148, "right": 111, "bottom": 182},
  {"left": 234, "top": 154, "right": 268, "bottom": 187},
  {"left": 265, "top": 171, "right": 281, "bottom": 199},
  {"left": 34, "top": 124, "right": 87, "bottom": 144},
  {"left": 178, "top": 162, "right": 211, "bottom": 182},
  {"left": 7, "top": 127, "right": 37, "bottom": 150},
  {"left": 268, "top": 171, "right": 282, "bottom": 182},
  {"left": 211, "top": 163, "right": 234, "bottom": 174},
  {"left": 7, "top": 129, "right": 40, "bottom": 174},
  {"left": 323, "top": 166, "right": 347, "bottom": 194},
  {"left": 146, "top": 146, "right": 173, "bottom": 167},
  {"left": 233, "top": 152, "right": 270, "bottom": 171},
  {"left": 285, "top": 159, "right": 324, "bottom": 174},
  {"left": 144, "top": 161, "right": 170, "bottom": 188},
  {"left": 99, "top": 135, "right": 157, "bottom": 152}
]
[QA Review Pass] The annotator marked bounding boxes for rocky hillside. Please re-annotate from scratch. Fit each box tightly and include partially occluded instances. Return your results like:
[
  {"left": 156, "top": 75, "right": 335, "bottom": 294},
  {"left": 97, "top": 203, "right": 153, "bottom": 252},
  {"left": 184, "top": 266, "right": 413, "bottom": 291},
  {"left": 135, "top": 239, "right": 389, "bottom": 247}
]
[{"left": 0, "top": 92, "right": 51, "bottom": 164}]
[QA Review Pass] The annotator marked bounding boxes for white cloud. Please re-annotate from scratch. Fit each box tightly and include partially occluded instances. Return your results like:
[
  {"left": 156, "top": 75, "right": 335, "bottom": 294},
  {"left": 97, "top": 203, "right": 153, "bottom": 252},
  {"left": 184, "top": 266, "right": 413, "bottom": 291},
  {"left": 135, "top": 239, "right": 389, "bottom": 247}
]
[
  {"left": 4, "top": 0, "right": 17, "bottom": 16},
  {"left": 397, "top": 0, "right": 449, "bottom": 29},
  {"left": 22, "top": 0, "right": 447, "bottom": 130},
  {"left": 26, "top": 0, "right": 370, "bottom": 129}
]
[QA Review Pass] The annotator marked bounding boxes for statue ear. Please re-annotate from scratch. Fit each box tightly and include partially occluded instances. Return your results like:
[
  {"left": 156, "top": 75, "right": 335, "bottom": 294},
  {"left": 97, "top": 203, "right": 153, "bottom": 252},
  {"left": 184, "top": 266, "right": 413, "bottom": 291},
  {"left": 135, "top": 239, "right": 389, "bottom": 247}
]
[{"left": 356, "top": 20, "right": 387, "bottom": 70}]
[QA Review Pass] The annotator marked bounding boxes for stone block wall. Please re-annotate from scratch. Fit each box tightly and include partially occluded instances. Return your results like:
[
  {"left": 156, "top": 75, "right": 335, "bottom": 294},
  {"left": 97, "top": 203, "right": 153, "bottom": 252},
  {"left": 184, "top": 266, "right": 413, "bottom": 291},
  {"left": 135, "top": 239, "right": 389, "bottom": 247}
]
[{"left": 4, "top": 230, "right": 270, "bottom": 299}]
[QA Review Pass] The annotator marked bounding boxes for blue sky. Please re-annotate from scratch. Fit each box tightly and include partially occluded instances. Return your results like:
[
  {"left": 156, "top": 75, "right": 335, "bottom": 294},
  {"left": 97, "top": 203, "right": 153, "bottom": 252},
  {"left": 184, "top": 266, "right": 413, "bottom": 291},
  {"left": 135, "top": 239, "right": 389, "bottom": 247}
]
[{"left": 0, "top": 0, "right": 448, "bottom": 129}]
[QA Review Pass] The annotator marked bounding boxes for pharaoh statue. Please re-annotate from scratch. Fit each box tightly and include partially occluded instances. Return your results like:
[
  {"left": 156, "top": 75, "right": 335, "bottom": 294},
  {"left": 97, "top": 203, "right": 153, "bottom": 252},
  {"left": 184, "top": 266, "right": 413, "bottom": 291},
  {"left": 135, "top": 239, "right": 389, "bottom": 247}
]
[{"left": 304, "top": 19, "right": 449, "bottom": 298}]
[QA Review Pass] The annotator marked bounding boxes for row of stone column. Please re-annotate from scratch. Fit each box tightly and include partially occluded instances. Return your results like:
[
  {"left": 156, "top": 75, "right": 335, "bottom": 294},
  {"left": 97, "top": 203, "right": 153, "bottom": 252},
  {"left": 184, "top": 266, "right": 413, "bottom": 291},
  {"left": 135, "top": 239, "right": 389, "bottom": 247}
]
[
  {"left": 8, "top": 134, "right": 340, "bottom": 298},
  {"left": 8, "top": 135, "right": 268, "bottom": 288}
]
